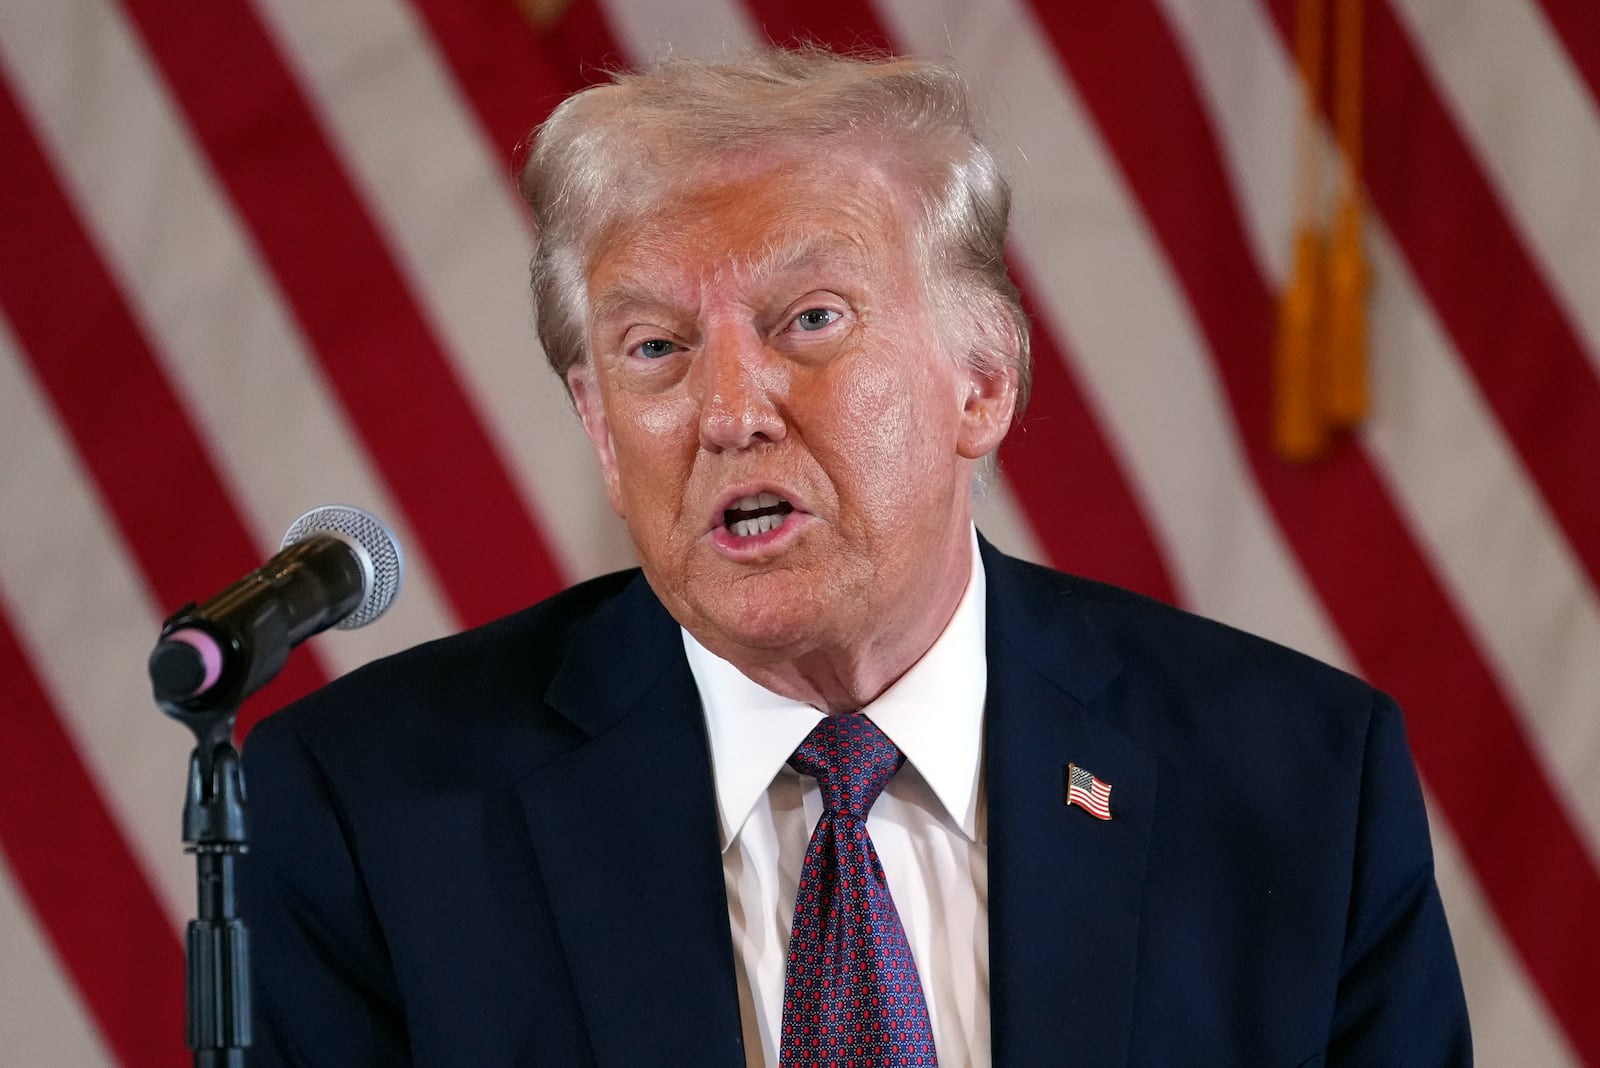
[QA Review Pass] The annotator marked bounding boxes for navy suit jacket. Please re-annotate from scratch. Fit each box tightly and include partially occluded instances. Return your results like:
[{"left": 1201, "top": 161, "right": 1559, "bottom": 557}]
[{"left": 239, "top": 540, "right": 1470, "bottom": 1066}]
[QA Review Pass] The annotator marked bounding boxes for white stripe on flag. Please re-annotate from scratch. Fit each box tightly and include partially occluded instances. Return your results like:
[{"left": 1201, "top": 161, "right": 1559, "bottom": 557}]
[
  {"left": 1364, "top": 228, "right": 1600, "bottom": 857},
  {"left": 1161, "top": 0, "right": 1600, "bottom": 859},
  {"left": 877, "top": 0, "right": 1350, "bottom": 667},
  {"left": 254, "top": 0, "right": 641, "bottom": 585},
  {"left": 0, "top": 851, "right": 116, "bottom": 1068},
  {"left": 1392, "top": 0, "right": 1600, "bottom": 372},
  {"left": 1150, "top": 0, "right": 1299, "bottom": 284},
  {"left": 0, "top": 0, "right": 463, "bottom": 675},
  {"left": 604, "top": 0, "right": 763, "bottom": 63},
  {"left": 0, "top": 314, "right": 191, "bottom": 931}
]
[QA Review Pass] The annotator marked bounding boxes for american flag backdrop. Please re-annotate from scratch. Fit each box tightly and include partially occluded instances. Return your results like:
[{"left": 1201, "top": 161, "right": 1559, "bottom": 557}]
[{"left": 0, "top": 0, "right": 1595, "bottom": 1063}]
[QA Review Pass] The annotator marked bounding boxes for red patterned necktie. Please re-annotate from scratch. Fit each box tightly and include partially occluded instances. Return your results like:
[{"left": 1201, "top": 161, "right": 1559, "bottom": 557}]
[{"left": 780, "top": 713, "right": 938, "bottom": 1067}]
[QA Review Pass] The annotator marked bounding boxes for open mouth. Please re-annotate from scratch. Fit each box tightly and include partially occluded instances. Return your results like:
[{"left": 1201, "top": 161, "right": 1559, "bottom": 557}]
[{"left": 722, "top": 492, "right": 795, "bottom": 538}]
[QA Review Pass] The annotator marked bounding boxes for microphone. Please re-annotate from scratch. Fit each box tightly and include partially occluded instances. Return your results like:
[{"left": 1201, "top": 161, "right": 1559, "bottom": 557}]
[{"left": 149, "top": 505, "right": 403, "bottom": 710}]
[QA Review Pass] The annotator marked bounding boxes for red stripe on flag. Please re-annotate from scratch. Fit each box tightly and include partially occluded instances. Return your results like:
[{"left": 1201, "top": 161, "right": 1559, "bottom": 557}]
[
  {"left": 403, "top": 0, "right": 578, "bottom": 162},
  {"left": 1028, "top": 2, "right": 1600, "bottom": 1057},
  {"left": 406, "top": 0, "right": 624, "bottom": 177},
  {"left": 0, "top": 77, "right": 331, "bottom": 735},
  {"left": 1532, "top": 0, "right": 1600, "bottom": 110},
  {"left": 541, "top": 0, "right": 630, "bottom": 84},
  {"left": 116, "top": 0, "right": 568, "bottom": 626},
  {"left": 1270, "top": 0, "right": 1600, "bottom": 601},
  {"left": 743, "top": 0, "right": 893, "bottom": 51},
  {"left": 732, "top": 0, "right": 1179, "bottom": 602},
  {"left": 1002, "top": 290, "right": 1179, "bottom": 602},
  {"left": 0, "top": 607, "right": 187, "bottom": 1068}
]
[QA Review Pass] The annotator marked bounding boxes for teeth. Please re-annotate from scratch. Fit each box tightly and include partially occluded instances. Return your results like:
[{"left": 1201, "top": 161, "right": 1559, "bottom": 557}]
[
  {"left": 732, "top": 492, "right": 784, "bottom": 512},
  {"left": 729, "top": 513, "right": 785, "bottom": 538}
]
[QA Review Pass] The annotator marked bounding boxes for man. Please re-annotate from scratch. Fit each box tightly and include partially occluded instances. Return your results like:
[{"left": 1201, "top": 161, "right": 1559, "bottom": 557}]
[{"left": 240, "top": 48, "right": 1470, "bottom": 1066}]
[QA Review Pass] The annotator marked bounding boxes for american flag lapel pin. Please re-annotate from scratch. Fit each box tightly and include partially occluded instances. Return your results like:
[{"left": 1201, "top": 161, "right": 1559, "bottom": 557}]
[{"left": 1064, "top": 763, "right": 1113, "bottom": 820}]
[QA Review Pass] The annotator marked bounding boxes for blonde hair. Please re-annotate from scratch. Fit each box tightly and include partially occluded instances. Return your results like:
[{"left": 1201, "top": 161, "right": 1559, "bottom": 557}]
[{"left": 518, "top": 46, "right": 1032, "bottom": 416}]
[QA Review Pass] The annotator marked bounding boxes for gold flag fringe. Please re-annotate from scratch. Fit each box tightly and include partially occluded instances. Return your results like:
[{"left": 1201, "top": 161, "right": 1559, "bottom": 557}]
[{"left": 1274, "top": 0, "right": 1369, "bottom": 462}]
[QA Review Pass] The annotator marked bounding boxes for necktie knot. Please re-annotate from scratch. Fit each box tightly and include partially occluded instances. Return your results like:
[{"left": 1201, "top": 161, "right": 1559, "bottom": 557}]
[{"left": 788, "top": 713, "right": 904, "bottom": 820}]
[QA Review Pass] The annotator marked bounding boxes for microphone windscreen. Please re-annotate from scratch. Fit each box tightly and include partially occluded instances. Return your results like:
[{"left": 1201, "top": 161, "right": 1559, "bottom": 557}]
[{"left": 280, "top": 505, "right": 404, "bottom": 629}]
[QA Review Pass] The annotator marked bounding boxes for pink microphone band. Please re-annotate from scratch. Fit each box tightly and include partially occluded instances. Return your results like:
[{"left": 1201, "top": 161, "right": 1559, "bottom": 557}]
[{"left": 168, "top": 628, "right": 225, "bottom": 696}]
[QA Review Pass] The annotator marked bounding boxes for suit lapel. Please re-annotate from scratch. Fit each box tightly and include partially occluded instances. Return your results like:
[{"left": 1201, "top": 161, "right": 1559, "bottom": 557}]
[
  {"left": 516, "top": 576, "right": 745, "bottom": 1067},
  {"left": 982, "top": 543, "right": 1156, "bottom": 1067},
  {"left": 511, "top": 549, "right": 1156, "bottom": 1065}
]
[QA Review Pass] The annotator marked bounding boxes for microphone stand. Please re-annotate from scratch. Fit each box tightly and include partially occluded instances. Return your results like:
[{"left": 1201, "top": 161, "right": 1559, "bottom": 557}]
[
  {"left": 159, "top": 694, "right": 251, "bottom": 1067},
  {"left": 149, "top": 542, "right": 342, "bottom": 1064},
  {"left": 148, "top": 507, "right": 400, "bottom": 1062}
]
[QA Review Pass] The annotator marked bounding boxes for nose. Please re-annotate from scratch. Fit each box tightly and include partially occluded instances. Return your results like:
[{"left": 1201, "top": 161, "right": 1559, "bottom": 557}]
[{"left": 695, "top": 324, "right": 787, "bottom": 452}]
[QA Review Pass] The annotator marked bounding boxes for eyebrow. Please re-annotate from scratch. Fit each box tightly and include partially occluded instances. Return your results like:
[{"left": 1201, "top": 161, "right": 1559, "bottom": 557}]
[
  {"left": 589, "top": 281, "right": 677, "bottom": 330},
  {"left": 730, "top": 228, "right": 867, "bottom": 286},
  {"left": 588, "top": 228, "right": 869, "bottom": 329}
]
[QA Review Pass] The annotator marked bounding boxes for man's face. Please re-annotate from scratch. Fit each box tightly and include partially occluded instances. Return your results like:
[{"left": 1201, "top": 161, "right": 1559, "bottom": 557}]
[{"left": 568, "top": 156, "right": 1014, "bottom": 671}]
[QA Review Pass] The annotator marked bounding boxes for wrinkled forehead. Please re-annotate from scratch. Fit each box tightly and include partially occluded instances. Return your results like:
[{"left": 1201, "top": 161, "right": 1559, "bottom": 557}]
[{"left": 584, "top": 155, "right": 921, "bottom": 306}]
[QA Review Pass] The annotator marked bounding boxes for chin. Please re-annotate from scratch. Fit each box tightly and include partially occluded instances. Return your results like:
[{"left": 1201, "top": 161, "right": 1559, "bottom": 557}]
[{"left": 686, "top": 582, "right": 838, "bottom": 661}]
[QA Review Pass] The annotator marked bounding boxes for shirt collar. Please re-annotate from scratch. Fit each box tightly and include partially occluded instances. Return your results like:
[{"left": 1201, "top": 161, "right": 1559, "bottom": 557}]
[{"left": 685, "top": 528, "right": 988, "bottom": 849}]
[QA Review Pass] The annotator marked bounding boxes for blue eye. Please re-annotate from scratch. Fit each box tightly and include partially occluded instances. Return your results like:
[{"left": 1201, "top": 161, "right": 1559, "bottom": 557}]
[
  {"left": 792, "top": 308, "right": 841, "bottom": 332},
  {"left": 635, "top": 338, "right": 678, "bottom": 359}
]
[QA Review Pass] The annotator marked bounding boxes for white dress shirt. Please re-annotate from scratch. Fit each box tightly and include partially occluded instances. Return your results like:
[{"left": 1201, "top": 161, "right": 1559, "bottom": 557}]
[{"left": 683, "top": 531, "right": 990, "bottom": 1067}]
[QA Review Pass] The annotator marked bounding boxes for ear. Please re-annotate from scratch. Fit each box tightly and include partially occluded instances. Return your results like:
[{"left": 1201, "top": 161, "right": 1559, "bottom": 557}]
[
  {"left": 566, "top": 364, "right": 627, "bottom": 518},
  {"left": 956, "top": 354, "right": 1019, "bottom": 461}
]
